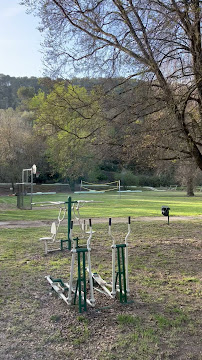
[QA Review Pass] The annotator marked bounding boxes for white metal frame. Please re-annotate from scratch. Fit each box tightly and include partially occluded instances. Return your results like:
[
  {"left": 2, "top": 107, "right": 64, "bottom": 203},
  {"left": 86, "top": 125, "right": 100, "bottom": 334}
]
[
  {"left": 46, "top": 220, "right": 95, "bottom": 308},
  {"left": 22, "top": 164, "right": 37, "bottom": 205},
  {"left": 39, "top": 222, "right": 57, "bottom": 255},
  {"left": 71, "top": 200, "right": 94, "bottom": 234},
  {"left": 39, "top": 206, "right": 67, "bottom": 254},
  {"left": 89, "top": 217, "right": 131, "bottom": 298}
]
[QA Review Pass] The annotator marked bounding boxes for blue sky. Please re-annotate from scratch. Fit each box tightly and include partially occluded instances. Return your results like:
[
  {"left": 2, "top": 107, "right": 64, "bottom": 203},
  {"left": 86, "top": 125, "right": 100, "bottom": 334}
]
[{"left": 0, "top": 0, "right": 44, "bottom": 78}]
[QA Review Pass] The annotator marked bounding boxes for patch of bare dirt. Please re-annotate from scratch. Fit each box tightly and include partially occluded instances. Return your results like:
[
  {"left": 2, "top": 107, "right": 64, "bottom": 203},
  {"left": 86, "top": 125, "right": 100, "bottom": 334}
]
[{"left": 1, "top": 215, "right": 202, "bottom": 228}]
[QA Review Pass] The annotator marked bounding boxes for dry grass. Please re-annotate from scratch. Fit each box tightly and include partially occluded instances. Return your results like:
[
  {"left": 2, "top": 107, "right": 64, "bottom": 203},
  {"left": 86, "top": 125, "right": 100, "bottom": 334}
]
[{"left": 0, "top": 220, "right": 202, "bottom": 359}]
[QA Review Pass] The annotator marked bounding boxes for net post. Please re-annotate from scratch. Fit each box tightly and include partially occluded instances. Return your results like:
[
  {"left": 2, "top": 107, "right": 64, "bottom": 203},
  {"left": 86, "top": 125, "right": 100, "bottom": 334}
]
[{"left": 118, "top": 180, "right": 121, "bottom": 198}]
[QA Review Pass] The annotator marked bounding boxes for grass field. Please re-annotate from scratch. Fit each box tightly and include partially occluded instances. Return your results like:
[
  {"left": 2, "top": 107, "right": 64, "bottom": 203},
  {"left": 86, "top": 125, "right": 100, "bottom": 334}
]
[
  {"left": 0, "top": 191, "right": 202, "bottom": 359},
  {"left": 1, "top": 190, "right": 202, "bottom": 221}
]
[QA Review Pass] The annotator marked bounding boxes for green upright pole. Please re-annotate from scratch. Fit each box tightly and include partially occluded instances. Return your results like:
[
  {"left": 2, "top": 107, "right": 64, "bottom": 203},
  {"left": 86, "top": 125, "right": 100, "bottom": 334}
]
[
  {"left": 117, "top": 247, "right": 123, "bottom": 302},
  {"left": 116, "top": 244, "right": 127, "bottom": 303},
  {"left": 60, "top": 196, "right": 72, "bottom": 251},
  {"left": 68, "top": 196, "right": 72, "bottom": 250},
  {"left": 74, "top": 248, "right": 88, "bottom": 313},
  {"left": 77, "top": 252, "right": 82, "bottom": 313},
  {"left": 82, "top": 251, "right": 87, "bottom": 311},
  {"left": 121, "top": 246, "right": 127, "bottom": 303}
]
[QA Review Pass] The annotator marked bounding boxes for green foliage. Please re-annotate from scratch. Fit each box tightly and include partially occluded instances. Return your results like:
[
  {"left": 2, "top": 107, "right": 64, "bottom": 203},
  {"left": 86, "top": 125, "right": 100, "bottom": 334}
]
[
  {"left": 0, "top": 74, "right": 43, "bottom": 109},
  {"left": 137, "top": 174, "right": 176, "bottom": 187},
  {"left": 114, "top": 170, "right": 176, "bottom": 188},
  {"left": 0, "top": 74, "right": 187, "bottom": 187},
  {"left": 117, "top": 170, "right": 139, "bottom": 188},
  {"left": 17, "top": 86, "right": 35, "bottom": 100},
  {"left": 86, "top": 166, "right": 108, "bottom": 182},
  {"left": 31, "top": 82, "right": 104, "bottom": 180}
]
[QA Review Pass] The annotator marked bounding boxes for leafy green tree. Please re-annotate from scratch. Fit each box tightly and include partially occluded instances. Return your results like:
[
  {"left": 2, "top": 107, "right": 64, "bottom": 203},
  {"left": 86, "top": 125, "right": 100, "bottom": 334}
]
[
  {"left": 31, "top": 82, "right": 103, "bottom": 179},
  {"left": 17, "top": 86, "right": 35, "bottom": 100},
  {"left": 0, "top": 74, "right": 44, "bottom": 109},
  {"left": 22, "top": 1, "right": 202, "bottom": 173}
]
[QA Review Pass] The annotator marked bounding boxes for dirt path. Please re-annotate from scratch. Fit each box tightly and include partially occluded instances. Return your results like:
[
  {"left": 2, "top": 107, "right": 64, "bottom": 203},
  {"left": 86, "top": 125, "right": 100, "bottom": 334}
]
[{"left": 1, "top": 215, "right": 202, "bottom": 228}]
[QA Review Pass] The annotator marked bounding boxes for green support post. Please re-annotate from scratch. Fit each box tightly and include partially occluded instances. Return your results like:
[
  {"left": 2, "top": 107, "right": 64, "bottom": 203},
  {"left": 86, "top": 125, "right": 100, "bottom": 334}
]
[
  {"left": 60, "top": 196, "right": 75, "bottom": 251},
  {"left": 115, "top": 244, "right": 127, "bottom": 303},
  {"left": 74, "top": 248, "right": 88, "bottom": 313},
  {"left": 67, "top": 196, "right": 72, "bottom": 250}
]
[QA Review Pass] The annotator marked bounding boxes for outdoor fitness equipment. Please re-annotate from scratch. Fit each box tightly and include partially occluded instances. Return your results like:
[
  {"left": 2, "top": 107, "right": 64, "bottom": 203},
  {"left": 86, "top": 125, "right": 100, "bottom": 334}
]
[
  {"left": 35, "top": 196, "right": 78, "bottom": 251},
  {"left": 39, "top": 206, "right": 67, "bottom": 255},
  {"left": 71, "top": 200, "right": 94, "bottom": 235},
  {"left": 36, "top": 196, "right": 95, "bottom": 252},
  {"left": 90, "top": 217, "right": 131, "bottom": 303},
  {"left": 46, "top": 220, "right": 95, "bottom": 313},
  {"left": 111, "top": 217, "right": 130, "bottom": 302},
  {"left": 16, "top": 164, "right": 37, "bottom": 210}
]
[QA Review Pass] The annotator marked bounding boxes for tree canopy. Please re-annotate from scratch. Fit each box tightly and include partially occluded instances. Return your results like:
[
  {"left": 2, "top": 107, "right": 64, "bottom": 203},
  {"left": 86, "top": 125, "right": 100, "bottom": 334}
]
[
  {"left": 31, "top": 82, "right": 104, "bottom": 179},
  {"left": 22, "top": 0, "right": 202, "bottom": 172},
  {"left": 0, "top": 108, "right": 46, "bottom": 186}
]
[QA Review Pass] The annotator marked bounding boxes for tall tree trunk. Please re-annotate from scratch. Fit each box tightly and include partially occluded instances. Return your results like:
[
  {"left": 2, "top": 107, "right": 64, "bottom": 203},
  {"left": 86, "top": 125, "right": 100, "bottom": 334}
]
[
  {"left": 187, "top": 176, "right": 194, "bottom": 197},
  {"left": 186, "top": 162, "right": 195, "bottom": 196}
]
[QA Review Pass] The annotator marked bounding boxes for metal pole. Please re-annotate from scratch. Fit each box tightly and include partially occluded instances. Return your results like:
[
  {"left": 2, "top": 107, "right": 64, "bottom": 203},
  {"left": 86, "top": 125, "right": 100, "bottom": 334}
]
[
  {"left": 22, "top": 170, "right": 24, "bottom": 183},
  {"left": 119, "top": 180, "right": 121, "bottom": 198},
  {"left": 68, "top": 222, "right": 76, "bottom": 305},
  {"left": 109, "top": 218, "right": 116, "bottom": 297},
  {"left": 82, "top": 251, "right": 87, "bottom": 312},
  {"left": 125, "top": 216, "right": 130, "bottom": 294},
  {"left": 31, "top": 168, "right": 33, "bottom": 210},
  {"left": 121, "top": 246, "right": 127, "bottom": 303},
  {"left": 68, "top": 196, "right": 72, "bottom": 250},
  {"left": 87, "top": 219, "right": 95, "bottom": 305}
]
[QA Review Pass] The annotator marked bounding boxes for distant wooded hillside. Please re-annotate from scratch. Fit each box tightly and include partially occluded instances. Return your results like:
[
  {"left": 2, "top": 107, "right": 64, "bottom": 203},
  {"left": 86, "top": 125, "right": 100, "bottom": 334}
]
[{"left": 0, "top": 74, "right": 136, "bottom": 109}]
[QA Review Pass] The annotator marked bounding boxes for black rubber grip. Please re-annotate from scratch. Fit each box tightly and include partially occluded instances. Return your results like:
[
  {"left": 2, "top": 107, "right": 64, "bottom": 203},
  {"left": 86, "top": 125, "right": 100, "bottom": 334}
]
[
  {"left": 71, "top": 220, "right": 73, "bottom": 229},
  {"left": 128, "top": 216, "right": 131, "bottom": 224},
  {"left": 109, "top": 218, "right": 112, "bottom": 226},
  {"left": 89, "top": 219, "right": 92, "bottom": 227}
]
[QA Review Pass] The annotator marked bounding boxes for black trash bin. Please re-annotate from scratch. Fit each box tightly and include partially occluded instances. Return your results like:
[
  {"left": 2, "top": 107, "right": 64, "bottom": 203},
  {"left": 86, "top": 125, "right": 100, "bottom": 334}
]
[{"left": 161, "top": 206, "right": 170, "bottom": 224}]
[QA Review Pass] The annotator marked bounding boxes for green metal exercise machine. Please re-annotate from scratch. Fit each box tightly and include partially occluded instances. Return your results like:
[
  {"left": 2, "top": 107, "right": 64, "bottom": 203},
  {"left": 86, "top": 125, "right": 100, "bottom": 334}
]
[{"left": 46, "top": 219, "right": 95, "bottom": 313}]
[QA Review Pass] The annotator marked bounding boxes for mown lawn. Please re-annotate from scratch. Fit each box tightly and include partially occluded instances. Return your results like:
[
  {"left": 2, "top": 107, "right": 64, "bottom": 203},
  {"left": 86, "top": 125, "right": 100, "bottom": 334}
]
[
  {"left": 1, "top": 190, "right": 202, "bottom": 221},
  {"left": 0, "top": 219, "right": 201, "bottom": 359}
]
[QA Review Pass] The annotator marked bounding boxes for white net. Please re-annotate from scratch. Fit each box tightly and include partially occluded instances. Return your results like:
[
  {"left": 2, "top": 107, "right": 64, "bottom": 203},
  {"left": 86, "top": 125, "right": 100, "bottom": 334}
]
[{"left": 80, "top": 180, "right": 120, "bottom": 193}]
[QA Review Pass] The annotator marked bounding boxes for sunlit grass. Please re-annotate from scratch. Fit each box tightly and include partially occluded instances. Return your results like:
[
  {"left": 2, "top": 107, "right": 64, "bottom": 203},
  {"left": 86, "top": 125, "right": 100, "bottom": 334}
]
[{"left": 1, "top": 190, "right": 202, "bottom": 221}]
